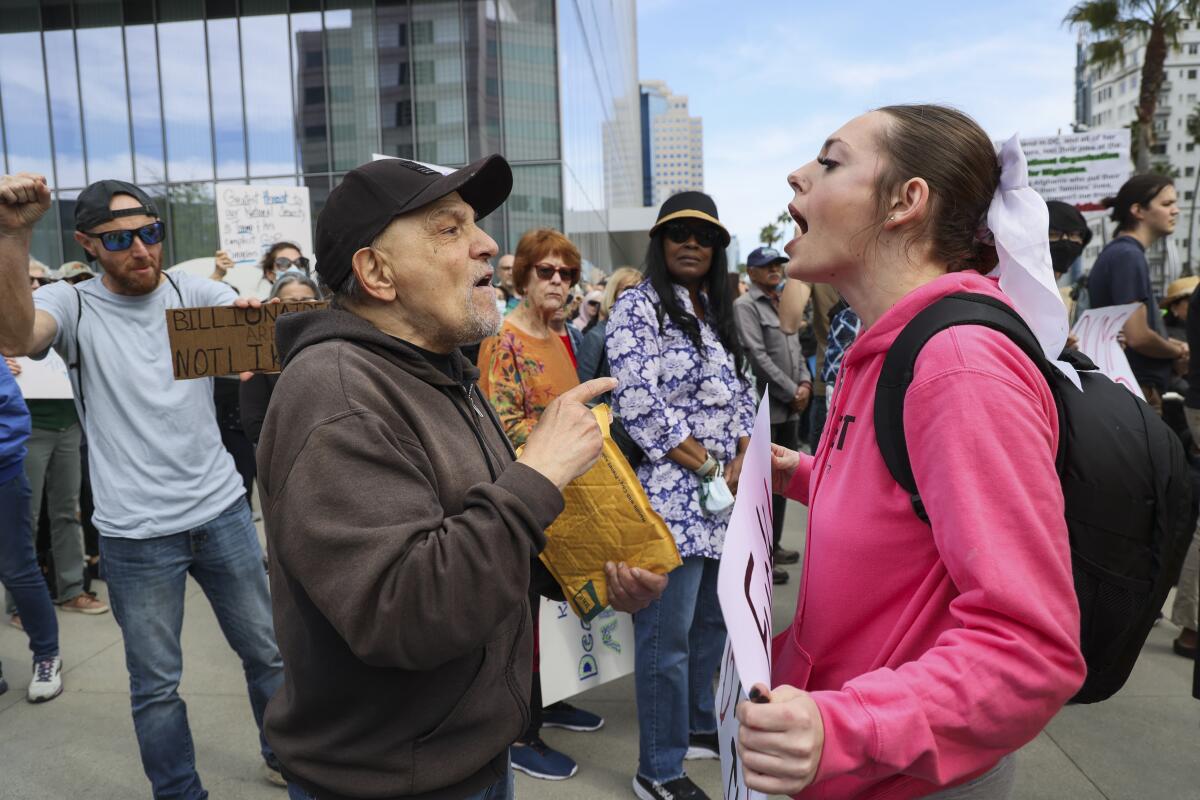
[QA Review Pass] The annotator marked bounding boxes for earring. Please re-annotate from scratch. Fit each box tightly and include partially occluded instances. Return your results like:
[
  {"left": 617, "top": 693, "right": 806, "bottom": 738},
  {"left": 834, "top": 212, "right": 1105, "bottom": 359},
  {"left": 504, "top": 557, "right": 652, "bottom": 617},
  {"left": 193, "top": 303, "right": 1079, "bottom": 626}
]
[{"left": 888, "top": 215, "right": 895, "bottom": 221}]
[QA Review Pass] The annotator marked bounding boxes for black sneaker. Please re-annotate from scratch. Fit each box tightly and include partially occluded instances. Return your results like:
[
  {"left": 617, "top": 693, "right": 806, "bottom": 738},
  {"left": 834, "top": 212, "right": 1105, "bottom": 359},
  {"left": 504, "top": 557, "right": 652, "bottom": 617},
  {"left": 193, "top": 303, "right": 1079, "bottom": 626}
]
[
  {"left": 774, "top": 546, "right": 801, "bottom": 565},
  {"left": 772, "top": 565, "right": 790, "bottom": 585},
  {"left": 0, "top": 660, "right": 7, "bottom": 696},
  {"left": 633, "top": 774, "right": 710, "bottom": 800},
  {"left": 684, "top": 731, "right": 719, "bottom": 760}
]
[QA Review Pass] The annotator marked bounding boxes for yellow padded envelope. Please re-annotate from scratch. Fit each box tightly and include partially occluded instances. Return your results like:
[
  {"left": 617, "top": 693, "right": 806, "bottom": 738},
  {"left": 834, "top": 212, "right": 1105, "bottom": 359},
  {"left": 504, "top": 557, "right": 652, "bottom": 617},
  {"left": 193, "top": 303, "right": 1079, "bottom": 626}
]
[{"left": 535, "top": 405, "right": 681, "bottom": 621}]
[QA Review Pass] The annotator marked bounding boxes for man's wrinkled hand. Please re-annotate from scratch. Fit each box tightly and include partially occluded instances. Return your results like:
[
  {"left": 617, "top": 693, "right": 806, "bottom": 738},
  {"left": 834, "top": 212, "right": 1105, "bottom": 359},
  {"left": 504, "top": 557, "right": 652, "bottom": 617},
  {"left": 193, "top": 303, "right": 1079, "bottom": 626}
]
[{"left": 605, "top": 561, "right": 666, "bottom": 614}]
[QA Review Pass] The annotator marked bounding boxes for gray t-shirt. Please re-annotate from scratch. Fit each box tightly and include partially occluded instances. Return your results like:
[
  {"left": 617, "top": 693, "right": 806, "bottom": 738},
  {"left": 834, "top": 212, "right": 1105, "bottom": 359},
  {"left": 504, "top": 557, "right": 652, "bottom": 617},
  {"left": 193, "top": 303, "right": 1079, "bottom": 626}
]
[{"left": 34, "top": 272, "right": 245, "bottom": 539}]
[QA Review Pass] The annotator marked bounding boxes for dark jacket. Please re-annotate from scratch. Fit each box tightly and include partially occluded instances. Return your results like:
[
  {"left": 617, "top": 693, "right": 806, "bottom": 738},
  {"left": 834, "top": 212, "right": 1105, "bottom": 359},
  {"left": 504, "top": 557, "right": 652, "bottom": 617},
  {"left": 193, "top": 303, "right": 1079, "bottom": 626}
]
[
  {"left": 258, "top": 308, "right": 565, "bottom": 800},
  {"left": 239, "top": 372, "right": 278, "bottom": 447}
]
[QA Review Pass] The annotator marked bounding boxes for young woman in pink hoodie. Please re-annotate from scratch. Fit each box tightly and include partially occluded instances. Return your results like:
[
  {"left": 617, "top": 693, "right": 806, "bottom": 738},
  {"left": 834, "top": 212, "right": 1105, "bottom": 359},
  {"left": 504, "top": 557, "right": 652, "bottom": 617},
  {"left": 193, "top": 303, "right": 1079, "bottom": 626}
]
[{"left": 735, "top": 105, "right": 1087, "bottom": 800}]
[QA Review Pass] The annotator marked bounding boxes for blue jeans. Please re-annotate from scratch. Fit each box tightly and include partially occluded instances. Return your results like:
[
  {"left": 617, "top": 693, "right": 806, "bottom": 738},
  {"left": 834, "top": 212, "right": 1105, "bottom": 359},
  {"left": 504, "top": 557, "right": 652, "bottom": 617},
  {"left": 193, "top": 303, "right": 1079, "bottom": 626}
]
[
  {"left": 286, "top": 763, "right": 515, "bottom": 800},
  {"left": 0, "top": 471, "right": 59, "bottom": 660},
  {"left": 101, "top": 498, "right": 283, "bottom": 800},
  {"left": 633, "top": 555, "right": 726, "bottom": 783}
]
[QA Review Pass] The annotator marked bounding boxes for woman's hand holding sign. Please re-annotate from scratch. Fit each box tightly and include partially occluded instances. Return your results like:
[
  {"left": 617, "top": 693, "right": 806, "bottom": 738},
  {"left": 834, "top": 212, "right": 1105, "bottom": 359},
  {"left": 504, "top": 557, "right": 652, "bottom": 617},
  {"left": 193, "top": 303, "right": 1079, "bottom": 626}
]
[
  {"left": 770, "top": 444, "right": 801, "bottom": 495},
  {"left": 737, "top": 682, "right": 825, "bottom": 796}
]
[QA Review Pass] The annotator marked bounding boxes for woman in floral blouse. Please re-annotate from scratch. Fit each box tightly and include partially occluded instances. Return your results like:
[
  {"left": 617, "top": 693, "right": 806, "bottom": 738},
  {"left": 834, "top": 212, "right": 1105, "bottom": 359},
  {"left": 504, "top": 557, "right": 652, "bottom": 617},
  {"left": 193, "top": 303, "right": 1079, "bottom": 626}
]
[{"left": 607, "top": 192, "right": 757, "bottom": 800}]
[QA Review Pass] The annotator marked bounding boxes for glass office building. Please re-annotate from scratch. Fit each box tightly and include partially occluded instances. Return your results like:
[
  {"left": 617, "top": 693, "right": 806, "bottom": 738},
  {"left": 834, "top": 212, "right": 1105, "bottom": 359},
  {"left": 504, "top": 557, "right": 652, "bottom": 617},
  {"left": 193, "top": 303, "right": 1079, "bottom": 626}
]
[{"left": 0, "top": 0, "right": 642, "bottom": 271}]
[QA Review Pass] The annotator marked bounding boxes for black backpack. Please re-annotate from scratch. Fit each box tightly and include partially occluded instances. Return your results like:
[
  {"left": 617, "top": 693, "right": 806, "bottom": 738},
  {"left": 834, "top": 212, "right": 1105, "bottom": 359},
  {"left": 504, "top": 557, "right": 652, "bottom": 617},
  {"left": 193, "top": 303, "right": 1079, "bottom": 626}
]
[{"left": 874, "top": 292, "right": 1195, "bottom": 704}]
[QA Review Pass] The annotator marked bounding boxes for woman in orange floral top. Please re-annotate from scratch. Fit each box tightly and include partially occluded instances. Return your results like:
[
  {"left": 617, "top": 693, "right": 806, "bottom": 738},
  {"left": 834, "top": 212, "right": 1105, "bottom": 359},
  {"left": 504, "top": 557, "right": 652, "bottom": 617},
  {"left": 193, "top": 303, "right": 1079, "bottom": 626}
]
[
  {"left": 478, "top": 229, "right": 583, "bottom": 448},
  {"left": 477, "top": 228, "right": 602, "bottom": 781}
]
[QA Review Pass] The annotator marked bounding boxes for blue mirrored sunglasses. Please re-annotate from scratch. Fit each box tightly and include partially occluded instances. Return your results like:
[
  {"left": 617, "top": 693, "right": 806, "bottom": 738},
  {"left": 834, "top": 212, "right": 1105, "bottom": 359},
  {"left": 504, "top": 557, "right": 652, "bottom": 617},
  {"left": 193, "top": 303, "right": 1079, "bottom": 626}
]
[{"left": 83, "top": 221, "right": 166, "bottom": 252}]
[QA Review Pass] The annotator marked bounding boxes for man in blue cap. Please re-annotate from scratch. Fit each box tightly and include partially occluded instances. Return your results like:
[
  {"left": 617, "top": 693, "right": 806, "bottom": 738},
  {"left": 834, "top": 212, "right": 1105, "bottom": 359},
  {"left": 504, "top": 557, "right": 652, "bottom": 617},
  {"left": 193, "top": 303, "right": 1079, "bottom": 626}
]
[{"left": 733, "top": 246, "right": 812, "bottom": 584}]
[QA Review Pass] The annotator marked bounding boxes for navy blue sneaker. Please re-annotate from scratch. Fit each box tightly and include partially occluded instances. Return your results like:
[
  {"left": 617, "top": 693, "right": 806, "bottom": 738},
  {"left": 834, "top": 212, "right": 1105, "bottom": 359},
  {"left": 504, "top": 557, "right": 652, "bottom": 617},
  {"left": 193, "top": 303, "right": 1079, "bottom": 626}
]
[
  {"left": 541, "top": 701, "right": 605, "bottom": 732},
  {"left": 510, "top": 738, "right": 578, "bottom": 780}
]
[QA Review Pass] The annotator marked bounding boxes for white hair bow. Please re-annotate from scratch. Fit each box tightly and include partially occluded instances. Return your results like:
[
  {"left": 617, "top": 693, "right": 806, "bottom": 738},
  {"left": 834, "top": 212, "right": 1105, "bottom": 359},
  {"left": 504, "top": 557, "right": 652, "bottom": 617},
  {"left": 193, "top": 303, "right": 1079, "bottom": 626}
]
[{"left": 986, "top": 134, "right": 1082, "bottom": 391}]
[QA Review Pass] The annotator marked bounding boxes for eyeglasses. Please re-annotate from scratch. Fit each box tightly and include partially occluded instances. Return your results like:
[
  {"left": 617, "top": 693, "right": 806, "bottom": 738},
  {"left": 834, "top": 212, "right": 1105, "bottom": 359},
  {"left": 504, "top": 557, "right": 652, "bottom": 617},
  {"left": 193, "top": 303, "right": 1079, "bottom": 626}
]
[
  {"left": 31, "top": 276, "right": 53, "bottom": 287},
  {"left": 82, "top": 221, "right": 165, "bottom": 252},
  {"left": 534, "top": 264, "right": 581, "bottom": 285},
  {"left": 664, "top": 221, "right": 721, "bottom": 248},
  {"left": 1048, "top": 230, "right": 1087, "bottom": 244},
  {"left": 274, "top": 256, "right": 310, "bottom": 272}
]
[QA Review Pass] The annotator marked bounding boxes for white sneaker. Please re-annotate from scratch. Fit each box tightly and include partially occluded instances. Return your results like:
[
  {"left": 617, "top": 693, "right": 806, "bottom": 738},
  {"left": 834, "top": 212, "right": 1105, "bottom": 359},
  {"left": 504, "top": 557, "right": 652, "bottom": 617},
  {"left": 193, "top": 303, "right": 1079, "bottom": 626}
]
[{"left": 27, "top": 656, "right": 63, "bottom": 703}]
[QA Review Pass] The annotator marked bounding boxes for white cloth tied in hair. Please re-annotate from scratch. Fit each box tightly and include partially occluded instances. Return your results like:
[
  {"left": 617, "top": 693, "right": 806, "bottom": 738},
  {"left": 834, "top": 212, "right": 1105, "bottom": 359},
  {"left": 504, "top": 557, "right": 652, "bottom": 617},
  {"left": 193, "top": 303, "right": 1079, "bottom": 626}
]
[{"left": 986, "top": 134, "right": 1082, "bottom": 391}]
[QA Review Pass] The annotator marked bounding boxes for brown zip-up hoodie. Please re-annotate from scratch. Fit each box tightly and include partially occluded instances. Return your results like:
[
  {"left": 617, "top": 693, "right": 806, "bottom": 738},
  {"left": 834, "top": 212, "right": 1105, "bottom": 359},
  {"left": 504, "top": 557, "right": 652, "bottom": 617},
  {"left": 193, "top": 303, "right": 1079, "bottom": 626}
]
[{"left": 259, "top": 308, "right": 565, "bottom": 800}]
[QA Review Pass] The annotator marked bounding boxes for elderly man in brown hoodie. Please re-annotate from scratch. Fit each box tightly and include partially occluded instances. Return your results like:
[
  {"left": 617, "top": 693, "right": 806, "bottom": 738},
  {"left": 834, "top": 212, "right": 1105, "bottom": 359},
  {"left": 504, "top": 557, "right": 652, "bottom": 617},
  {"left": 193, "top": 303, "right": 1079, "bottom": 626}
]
[{"left": 257, "top": 155, "right": 666, "bottom": 800}]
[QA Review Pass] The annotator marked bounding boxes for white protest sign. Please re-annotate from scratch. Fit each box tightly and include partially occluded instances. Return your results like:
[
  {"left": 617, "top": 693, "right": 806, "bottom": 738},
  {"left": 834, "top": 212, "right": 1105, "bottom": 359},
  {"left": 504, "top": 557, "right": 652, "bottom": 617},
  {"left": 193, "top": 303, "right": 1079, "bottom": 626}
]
[
  {"left": 1071, "top": 302, "right": 1146, "bottom": 400},
  {"left": 716, "top": 395, "right": 775, "bottom": 800},
  {"left": 718, "top": 394, "right": 775, "bottom": 689},
  {"left": 13, "top": 352, "right": 73, "bottom": 400},
  {"left": 1015, "top": 130, "right": 1131, "bottom": 209},
  {"left": 538, "top": 599, "right": 635, "bottom": 706},
  {"left": 216, "top": 186, "right": 312, "bottom": 265},
  {"left": 717, "top": 640, "right": 762, "bottom": 800}
]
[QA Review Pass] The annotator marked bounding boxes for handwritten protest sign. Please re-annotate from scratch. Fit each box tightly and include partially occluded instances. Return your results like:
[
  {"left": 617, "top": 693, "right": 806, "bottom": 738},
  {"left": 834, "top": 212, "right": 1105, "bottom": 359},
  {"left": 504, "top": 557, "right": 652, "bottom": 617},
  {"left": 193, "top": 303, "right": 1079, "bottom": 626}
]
[
  {"left": 717, "top": 640, "right": 760, "bottom": 800},
  {"left": 216, "top": 186, "right": 313, "bottom": 265},
  {"left": 538, "top": 599, "right": 635, "bottom": 706},
  {"left": 165, "top": 302, "right": 327, "bottom": 380},
  {"left": 716, "top": 395, "right": 774, "bottom": 800},
  {"left": 1071, "top": 302, "right": 1145, "bottom": 400},
  {"left": 13, "top": 352, "right": 73, "bottom": 400},
  {"left": 1015, "top": 130, "right": 1131, "bottom": 209}
]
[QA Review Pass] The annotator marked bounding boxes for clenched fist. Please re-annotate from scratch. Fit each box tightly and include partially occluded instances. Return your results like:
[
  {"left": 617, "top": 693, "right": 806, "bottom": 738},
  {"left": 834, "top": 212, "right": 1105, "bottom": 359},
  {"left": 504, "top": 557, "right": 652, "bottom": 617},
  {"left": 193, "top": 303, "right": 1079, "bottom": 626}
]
[
  {"left": 519, "top": 377, "right": 618, "bottom": 490},
  {"left": 0, "top": 173, "right": 52, "bottom": 235}
]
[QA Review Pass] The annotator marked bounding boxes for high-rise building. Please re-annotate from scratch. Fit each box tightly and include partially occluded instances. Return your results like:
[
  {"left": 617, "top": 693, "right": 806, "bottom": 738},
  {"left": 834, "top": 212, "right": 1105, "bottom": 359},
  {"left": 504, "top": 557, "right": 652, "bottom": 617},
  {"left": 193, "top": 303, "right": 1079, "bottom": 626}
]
[
  {"left": 639, "top": 79, "right": 703, "bottom": 207},
  {"left": 1075, "top": 21, "right": 1200, "bottom": 283},
  {"left": 0, "top": 0, "right": 643, "bottom": 271}
]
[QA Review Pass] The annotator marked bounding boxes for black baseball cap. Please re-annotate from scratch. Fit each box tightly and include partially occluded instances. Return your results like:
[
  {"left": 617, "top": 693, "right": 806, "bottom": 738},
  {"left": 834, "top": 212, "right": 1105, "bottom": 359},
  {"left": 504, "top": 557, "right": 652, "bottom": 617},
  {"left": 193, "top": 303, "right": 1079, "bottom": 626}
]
[
  {"left": 1046, "top": 200, "right": 1093, "bottom": 247},
  {"left": 75, "top": 180, "right": 159, "bottom": 231},
  {"left": 649, "top": 191, "right": 730, "bottom": 247},
  {"left": 315, "top": 154, "right": 513, "bottom": 291},
  {"left": 747, "top": 246, "right": 788, "bottom": 268}
]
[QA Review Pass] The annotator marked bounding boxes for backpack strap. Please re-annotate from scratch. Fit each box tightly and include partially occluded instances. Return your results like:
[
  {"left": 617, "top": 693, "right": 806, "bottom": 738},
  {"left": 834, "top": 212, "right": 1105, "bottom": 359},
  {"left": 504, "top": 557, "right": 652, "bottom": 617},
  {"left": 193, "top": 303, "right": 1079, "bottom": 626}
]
[{"left": 874, "top": 292, "right": 1068, "bottom": 523}]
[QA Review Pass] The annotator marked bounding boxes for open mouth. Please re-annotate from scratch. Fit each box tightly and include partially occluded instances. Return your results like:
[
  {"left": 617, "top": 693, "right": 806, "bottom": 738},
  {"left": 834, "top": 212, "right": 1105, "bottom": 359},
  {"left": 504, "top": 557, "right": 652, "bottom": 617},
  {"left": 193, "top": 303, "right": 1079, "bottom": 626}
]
[
  {"left": 788, "top": 204, "right": 809, "bottom": 236},
  {"left": 473, "top": 271, "right": 493, "bottom": 288}
]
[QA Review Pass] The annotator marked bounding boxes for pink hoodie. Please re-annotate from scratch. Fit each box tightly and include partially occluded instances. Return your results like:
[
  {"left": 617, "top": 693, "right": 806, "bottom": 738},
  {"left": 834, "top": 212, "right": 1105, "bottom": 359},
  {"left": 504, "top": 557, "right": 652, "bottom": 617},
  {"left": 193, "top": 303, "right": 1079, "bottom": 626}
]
[{"left": 776, "top": 271, "right": 1086, "bottom": 800}]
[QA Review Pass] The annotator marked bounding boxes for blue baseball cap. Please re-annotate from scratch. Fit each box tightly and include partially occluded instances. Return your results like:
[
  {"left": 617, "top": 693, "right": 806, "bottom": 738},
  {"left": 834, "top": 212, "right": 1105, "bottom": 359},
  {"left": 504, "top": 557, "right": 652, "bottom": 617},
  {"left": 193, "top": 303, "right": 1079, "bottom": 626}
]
[{"left": 747, "top": 246, "right": 787, "bottom": 268}]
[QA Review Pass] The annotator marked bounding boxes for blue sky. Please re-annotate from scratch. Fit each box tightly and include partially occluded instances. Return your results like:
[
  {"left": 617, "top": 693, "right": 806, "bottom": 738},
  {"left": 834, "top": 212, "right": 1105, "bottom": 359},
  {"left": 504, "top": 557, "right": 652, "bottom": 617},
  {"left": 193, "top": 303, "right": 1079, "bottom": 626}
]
[{"left": 636, "top": 0, "right": 1082, "bottom": 262}]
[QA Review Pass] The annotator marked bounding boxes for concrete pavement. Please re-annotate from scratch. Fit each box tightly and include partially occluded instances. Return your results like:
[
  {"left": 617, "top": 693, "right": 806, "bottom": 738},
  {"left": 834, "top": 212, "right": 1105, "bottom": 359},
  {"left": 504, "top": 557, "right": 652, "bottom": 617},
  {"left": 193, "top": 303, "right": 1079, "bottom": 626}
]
[{"left": 0, "top": 500, "right": 1196, "bottom": 799}]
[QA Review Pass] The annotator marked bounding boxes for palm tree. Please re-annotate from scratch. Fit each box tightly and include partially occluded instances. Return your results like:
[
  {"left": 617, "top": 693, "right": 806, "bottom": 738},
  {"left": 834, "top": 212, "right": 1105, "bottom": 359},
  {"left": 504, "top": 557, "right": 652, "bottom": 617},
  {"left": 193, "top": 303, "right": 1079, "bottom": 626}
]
[
  {"left": 1066, "top": 0, "right": 1200, "bottom": 172},
  {"left": 1186, "top": 104, "right": 1200, "bottom": 270},
  {"left": 759, "top": 223, "right": 780, "bottom": 246}
]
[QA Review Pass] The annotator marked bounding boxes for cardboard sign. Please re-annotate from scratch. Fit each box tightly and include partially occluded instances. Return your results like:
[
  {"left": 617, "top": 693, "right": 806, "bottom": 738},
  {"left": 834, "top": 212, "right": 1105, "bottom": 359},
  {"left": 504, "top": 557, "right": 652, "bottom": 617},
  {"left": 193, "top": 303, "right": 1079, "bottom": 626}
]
[
  {"left": 1071, "top": 302, "right": 1146, "bottom": 400},
  {"left": 165, "top": 302, "right": 327, "bottom": 380},
  {"left": 1013, "top": 130, "right": 1131, "bottom": 209},
  {"left": 717, "top": 394, "right": 775, "bottom": 691},
  {"left": 216, "top": 185, "right": 313, "bottom": 265},
  {"left": 13, "top": 352, "right": 73, "bottom": 400},
  {"left": 717, "top": 640, "right": 762, "bottom": 800},
  {"left": 538, "top": 599, "right": 635, "bottom": 707}
]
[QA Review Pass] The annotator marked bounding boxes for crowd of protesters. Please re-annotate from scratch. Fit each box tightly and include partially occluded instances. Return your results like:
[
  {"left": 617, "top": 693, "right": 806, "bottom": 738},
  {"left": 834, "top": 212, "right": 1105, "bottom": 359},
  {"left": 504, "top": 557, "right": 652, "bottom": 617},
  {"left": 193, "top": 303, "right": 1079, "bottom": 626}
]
[{"left": 0, "top": 100, "right": 1197, "bottom": 800}]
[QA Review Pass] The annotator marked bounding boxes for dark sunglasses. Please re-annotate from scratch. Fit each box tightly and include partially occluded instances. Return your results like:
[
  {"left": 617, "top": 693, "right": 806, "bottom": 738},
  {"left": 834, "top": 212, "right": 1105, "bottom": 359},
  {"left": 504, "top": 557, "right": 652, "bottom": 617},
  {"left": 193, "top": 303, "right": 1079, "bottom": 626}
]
[
  {"left": 83, "top": 221, "right": 166, "bottom": 252},
  {"left": 534, "top": 264, "right": 580, "bottom": 285},
  {"left": 663, "top": 221, "right": 721, "bottom": 248},
  {"left": 32, "top": 276, "right": 53, "bottom": 287},
  {"left": 587, "top": 300, "right": 601, "bottom": 307},
  {"left": 274, "top": 256, "right": 310, "bottom": 271}
]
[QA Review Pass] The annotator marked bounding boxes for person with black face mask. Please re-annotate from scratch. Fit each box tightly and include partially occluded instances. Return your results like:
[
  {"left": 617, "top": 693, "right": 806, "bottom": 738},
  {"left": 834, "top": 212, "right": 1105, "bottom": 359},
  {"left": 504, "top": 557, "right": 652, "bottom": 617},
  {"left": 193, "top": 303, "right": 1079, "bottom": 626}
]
[{"left": 1046, "top": 200, "right": 1092, "bottom": 322}]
